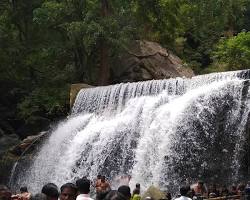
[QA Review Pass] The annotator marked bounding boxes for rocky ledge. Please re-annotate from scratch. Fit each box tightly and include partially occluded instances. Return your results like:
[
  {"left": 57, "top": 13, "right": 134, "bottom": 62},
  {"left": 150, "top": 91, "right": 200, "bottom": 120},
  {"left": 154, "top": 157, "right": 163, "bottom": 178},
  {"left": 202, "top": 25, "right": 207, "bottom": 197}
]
[
  {"left": 0, "top": 131, "right": 47, "bottom": 184},
  {"left": 111, "top": 40, "right": 194, "bottom": 83}
]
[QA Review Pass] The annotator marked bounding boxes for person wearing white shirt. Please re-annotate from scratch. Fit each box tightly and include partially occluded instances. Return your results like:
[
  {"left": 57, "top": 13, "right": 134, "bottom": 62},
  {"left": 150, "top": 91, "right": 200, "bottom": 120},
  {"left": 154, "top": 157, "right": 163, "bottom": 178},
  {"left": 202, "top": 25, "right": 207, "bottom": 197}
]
[
  {"left": 175, "top": 186, "right": 192, "bottom": 200},
  {"left": 76, "top": 178, "right": 94, "bottom": 200}
]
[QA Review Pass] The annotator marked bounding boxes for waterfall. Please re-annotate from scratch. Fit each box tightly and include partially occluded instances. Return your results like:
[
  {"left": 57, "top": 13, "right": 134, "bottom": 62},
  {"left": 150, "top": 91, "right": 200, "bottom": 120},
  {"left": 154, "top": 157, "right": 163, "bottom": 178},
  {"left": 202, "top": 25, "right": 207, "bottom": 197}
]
[{"left": 10, "top": 70, "right": 250, "bottom": 193}]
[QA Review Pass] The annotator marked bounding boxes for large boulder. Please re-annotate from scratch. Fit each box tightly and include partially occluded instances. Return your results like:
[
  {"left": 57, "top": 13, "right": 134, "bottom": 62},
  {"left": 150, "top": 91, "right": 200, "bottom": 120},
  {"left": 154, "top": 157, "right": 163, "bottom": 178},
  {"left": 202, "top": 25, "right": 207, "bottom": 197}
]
[
  {"left": 111, "top": 40, "right": 194, "bottom": 83},
  {"left": 10, "top": 131, "right": 47, "bottom": 156},
  {"left": 142, "top": 186, "right": 166, "bottom": 200}
]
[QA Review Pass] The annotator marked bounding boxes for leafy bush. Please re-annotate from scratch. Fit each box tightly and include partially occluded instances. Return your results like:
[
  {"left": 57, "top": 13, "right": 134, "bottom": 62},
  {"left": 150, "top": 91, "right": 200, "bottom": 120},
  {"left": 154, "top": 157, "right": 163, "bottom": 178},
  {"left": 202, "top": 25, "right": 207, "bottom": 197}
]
[{"left": 212, "top": 32, "right": 250, "bottom": 70}]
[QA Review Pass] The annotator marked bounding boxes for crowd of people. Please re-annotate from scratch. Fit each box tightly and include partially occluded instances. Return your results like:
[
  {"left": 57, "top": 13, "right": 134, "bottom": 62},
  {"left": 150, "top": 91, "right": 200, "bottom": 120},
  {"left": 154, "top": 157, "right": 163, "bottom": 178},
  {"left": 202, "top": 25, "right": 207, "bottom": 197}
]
[
  {"left": 1, "top": 176, "right": 250, "bottom": 200},
  {"left": 191, "top": 180, "right": 250, "bottom": 199}
]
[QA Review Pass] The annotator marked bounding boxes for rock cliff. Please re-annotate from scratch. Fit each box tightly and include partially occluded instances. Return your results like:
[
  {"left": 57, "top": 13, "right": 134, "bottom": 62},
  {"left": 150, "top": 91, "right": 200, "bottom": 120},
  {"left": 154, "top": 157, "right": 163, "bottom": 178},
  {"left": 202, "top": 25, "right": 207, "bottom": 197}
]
[{"left": 111, "top": 40, "right": 194, "bottom": 83}]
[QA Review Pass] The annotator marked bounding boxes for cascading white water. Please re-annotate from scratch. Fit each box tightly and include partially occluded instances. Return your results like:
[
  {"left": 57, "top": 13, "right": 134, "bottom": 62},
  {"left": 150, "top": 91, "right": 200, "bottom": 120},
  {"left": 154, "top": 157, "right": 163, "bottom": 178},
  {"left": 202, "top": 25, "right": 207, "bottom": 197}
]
[{"left": 11, "top": 70, "right": 250, "bottom": 193}]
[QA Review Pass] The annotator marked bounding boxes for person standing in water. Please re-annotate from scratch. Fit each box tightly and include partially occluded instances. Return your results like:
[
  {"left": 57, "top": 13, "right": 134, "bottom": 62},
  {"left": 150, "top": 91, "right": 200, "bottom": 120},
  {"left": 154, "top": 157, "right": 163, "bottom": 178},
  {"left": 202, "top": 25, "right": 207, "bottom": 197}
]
[
  {"left": 12, "top": 187, "right": 31, "bottom": 200},
  {"left": 175, "top": 186, "right": 192, "bottom": 200},
  {"left": 193, "top": 181, "right": 207, "bottom": 197},
  {"left": 41, "top": 183, "right": 59, "bottom": 200},
  {"left": 132, "top": 184, "right": 141, "bottom": 200},
  {"left": 95, "top": 175, "right": 102, "bottom": 191},
  {"left": 60, "top": 183, "right": 77, "bottom": 200},
  {"left": 96, "top": 176, "right": 110, "bottom": 200},
  {"left": 76, "top": 178, "right": 94, "bottom": 200}
]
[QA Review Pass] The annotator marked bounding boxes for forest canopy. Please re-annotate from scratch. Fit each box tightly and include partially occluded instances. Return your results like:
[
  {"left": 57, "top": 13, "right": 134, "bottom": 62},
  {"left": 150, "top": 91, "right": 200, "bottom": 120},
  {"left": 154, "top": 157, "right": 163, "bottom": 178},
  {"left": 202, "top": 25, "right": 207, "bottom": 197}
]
[{"left": 0, "top": 0, "right": 250, "bottom": 137}]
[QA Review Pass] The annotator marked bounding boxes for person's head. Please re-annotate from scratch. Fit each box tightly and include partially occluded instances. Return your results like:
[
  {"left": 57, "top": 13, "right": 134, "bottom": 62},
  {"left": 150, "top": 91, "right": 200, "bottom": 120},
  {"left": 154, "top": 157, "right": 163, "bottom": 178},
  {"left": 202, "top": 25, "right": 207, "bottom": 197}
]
[
  {"left": 20, "top": 187, "right": 28, "bottom": 193},
  {"left": 60, "top": 183, "right": 77, "bottom": 200},
  {"left": 104, "top": 190, "right": 118, "bottom": 200},
  {"left": 97, "top": 175, "right": 102, "bottom": 179},
  {"left": 0, "top": 185, "right": 11, "bottom": 200},
  {"left": 105, "top": 191, "right": 128, "bottom": 200},
  {"left": 31, "top": 193, "right": 47, "bottom": 200},
  {"left": 41, "top": 183, "right": 59, "bottom": 200},
  {"left": 106, "top": 192, "right": 127, "bottom": 200},
  {"left": 101, "top": 176, "right": 106, "bottom": 183},
  {"left": 180, "top": 185, "right": 190, "bottom": 197},
  {"left": 135, "top": 184, "right": 140, "bottom": 189},
  {"left": 76, "top": 178, "right": 90, "bottom": 194},
  {"left": 118, "top": 186, "right": 131, "bottom": 200},
  {"left": 110, "top": 193, "right": 127, "bottom": 200},
  {"left": 133, "top": 188, "right": 140, "bottom": 195}
]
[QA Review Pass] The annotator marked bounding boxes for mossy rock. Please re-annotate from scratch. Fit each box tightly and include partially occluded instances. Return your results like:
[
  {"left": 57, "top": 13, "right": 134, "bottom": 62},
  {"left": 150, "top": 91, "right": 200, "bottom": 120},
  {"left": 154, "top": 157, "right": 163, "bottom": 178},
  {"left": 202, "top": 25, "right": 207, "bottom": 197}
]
[
  {"left": 142, "top": 186, "right": 166, "bottom": 200},
  {"left": 0, "top": 152, "right": 18, "bottom": 184},
  {"left": 70, "top": 83, "right": 93, "bottom": 108}
]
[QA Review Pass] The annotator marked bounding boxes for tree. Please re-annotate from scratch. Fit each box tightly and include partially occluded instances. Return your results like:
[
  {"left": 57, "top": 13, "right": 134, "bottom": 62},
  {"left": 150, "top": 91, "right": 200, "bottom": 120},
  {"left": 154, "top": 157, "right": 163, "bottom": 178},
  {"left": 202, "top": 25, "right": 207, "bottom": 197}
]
[
  {"left": 33, "top": 0, "right": 136, "bottom": 85},
  {"left": 211, "top": 32, "right": 250, "bottom": 71},
  {"left": 132, "top": 0, "right": 181, "bottom": 47},
  {"left": 0, "top": 0, "right": 73, "bottom": 136},
  {"left": 1, "top": 0, "right": 250, "bottom": 138},
  {"left": 178, "top": 0, "right": 248, "bottom": 73}
]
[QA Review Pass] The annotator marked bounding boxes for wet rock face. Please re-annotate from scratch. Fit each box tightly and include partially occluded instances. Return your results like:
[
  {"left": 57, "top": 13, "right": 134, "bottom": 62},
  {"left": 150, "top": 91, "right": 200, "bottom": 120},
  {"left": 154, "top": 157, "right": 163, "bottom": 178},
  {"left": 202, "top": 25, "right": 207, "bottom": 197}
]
[
  {"left": 0, "top": 132, "right": 46, "bottom": 185},
  {"left": 0, "top": 133, "right": 20, "bottom": 157},
  {"left": 9, "top": 132, "right": 46, "bottom": 156},
  {"left": 0, "top": 131, "right": 20, "bottom": 185},
  {"left": 0, "top": 131, "right": 47, "bottom": 159},
  {"left": 111, "top": 40, "right": 194, "bottom": 83}
]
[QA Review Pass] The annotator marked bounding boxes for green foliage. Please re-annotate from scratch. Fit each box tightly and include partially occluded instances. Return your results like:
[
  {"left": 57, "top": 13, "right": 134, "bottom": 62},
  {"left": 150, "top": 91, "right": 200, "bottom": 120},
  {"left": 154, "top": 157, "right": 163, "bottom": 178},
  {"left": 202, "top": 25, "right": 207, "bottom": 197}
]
[
  {"left": 212, "top": 32, "right": 250, "bottom": 70},
  {"left": 1, "top": 0, "right": 250, "bottom": 136},
  {"left": 178, "top": 0, "right": 249, "bottom": 73},
  {"left": 0, "top": 0, "right": 72, "bottom": 134},
  {"left": 132, "top": 0, "right": 181, "bottom": 46},
  {"left": 32, "top": 0, "right": 136, "bottom": 82}
]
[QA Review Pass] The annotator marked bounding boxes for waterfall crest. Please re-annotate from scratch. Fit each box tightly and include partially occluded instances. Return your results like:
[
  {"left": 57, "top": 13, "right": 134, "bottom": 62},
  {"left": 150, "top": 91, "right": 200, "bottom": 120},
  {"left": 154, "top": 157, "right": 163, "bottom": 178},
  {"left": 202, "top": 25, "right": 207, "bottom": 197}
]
[{"left": 11, "top": 70, "right": 250, "bottom": 193}]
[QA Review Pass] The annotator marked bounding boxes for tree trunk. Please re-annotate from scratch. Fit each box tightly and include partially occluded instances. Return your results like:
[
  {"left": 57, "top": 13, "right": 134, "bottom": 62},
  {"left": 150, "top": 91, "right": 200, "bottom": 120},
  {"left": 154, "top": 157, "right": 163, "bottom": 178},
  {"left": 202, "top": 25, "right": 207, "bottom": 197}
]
[
  {"left": 74, "top": 44, "right": 86, "bottom": 82},
  {"left": 98, "top": 0, "right": 110, "bottom": 86},
  {"left": 98, "top": 40, "right": 109, "bottom": 85}
]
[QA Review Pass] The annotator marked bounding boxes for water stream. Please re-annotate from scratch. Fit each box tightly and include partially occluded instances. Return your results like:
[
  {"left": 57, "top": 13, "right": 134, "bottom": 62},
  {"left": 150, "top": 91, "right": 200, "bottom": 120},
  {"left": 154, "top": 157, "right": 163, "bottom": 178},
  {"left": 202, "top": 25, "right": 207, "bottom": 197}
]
[{"left": 10, "top": 70, "right": 250, "bottom": 193}]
